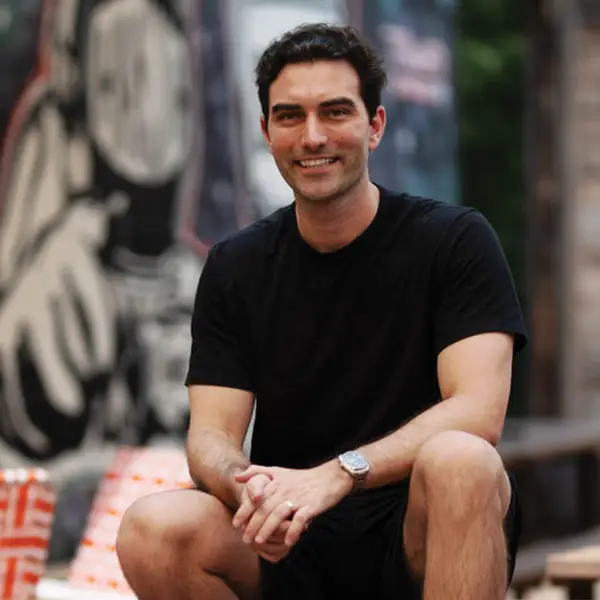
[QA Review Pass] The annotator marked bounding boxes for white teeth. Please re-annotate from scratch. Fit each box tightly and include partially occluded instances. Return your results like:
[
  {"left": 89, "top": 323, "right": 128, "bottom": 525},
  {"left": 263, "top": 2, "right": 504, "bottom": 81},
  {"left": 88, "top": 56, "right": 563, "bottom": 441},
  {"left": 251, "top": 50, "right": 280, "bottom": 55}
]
[{"left": 299, "top": 158, "right": 336, "bottom": 168}]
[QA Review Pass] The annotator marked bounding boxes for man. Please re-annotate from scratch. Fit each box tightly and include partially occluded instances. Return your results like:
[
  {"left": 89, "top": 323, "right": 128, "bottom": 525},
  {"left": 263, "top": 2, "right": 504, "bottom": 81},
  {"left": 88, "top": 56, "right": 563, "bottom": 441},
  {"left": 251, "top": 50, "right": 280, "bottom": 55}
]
[{"left": 116, "top": 23, "right": 527, "bottom": 600}]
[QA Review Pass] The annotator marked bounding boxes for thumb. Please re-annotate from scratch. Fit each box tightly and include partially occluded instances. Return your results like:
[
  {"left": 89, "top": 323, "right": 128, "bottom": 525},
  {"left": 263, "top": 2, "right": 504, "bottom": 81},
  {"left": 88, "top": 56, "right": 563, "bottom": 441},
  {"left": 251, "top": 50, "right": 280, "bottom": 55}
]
[
  {"left": 245, "top": 473, "right": 272, "bottom": 502},
  {"left": 235, "top": 465, "right": 275, "bottom": 483}
]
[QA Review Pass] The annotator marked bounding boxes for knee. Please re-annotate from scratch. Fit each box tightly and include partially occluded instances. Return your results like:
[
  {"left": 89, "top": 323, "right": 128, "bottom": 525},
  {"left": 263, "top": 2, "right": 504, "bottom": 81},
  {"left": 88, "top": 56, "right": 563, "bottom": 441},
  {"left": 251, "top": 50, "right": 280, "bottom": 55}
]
[
  {"left": 412, "top": 431, "right": 507, "bottom": 517},
  {"left": 116, "top": 491, "right": 227, "bottom": 572},
  {"left": 117, "top": 493, "right": 186, "bottom": 568}
]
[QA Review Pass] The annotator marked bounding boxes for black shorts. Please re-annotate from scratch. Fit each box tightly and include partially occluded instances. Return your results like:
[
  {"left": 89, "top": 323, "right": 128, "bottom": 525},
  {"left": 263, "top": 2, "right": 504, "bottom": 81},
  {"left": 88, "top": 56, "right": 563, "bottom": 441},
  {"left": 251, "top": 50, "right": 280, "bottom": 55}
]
[{"left": 260, "top": 474, "right": 521, "bottom": 600}]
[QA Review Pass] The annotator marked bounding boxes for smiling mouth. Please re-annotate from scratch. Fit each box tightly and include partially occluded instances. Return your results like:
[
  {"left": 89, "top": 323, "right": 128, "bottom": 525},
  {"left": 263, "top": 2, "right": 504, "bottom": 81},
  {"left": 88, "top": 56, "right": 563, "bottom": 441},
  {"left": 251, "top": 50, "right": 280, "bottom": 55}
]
[{"left": 295, "top": 157, "right": 339, "bottom": 168}]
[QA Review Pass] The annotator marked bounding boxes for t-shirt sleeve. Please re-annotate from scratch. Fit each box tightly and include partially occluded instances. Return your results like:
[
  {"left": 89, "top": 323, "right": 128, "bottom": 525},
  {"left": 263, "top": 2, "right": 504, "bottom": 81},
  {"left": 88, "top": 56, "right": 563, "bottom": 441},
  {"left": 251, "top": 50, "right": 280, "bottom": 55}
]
[
  {"left": 185, "top": 246, "right": 254, "bottom": 391},
  {"left": 432, "top": 209, "right": 528, "bottom": 355}
]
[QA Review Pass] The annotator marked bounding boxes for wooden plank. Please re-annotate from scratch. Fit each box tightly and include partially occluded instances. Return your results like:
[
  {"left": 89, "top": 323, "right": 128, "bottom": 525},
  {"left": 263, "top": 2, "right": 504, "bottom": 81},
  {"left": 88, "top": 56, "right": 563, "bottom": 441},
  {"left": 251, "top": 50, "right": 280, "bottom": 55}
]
[
  {"left": 513, "top": 526, "right": 600, "bottom": 585},
  {"left": 547, "top": 545, "right": 600, "bottom": 580},
  {"left": 500, "top": 418, "right": 600, "bottom": 466}
]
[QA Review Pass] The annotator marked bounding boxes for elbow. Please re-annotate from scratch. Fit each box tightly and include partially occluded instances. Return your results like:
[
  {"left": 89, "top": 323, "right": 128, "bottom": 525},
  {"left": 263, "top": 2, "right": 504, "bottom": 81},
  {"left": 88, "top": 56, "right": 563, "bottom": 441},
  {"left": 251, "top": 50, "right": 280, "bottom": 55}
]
[
  {"left": 185, "top": 429, "right": 206, "bottom": 486},
  {"left": 479, "top": 411, "right": 506, "bottom": 447},
  {"left": 485, "top": 427, "right": 502, "bottom": 448},
  {"left": 464, "top": 399, "right": 505, "bottom": 447},
  {"left": 468, "top": 393, "right": 507, "bottom": 448}
]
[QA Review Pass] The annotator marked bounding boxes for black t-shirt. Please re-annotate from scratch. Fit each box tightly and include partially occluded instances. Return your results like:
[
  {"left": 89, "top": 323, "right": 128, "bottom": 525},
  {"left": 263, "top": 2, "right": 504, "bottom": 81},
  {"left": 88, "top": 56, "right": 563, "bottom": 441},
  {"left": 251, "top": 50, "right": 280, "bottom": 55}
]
[{"left": 186, "top": 185, "right": 527, "bottom": 471}]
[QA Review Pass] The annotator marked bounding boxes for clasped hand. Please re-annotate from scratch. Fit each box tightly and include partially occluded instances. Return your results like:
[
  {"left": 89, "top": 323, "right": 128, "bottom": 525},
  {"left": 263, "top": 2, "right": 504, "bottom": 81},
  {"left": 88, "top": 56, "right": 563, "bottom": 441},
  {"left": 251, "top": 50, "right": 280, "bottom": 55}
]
[{"left": 232, "top": 462, "right": 353, "bottom": 561}]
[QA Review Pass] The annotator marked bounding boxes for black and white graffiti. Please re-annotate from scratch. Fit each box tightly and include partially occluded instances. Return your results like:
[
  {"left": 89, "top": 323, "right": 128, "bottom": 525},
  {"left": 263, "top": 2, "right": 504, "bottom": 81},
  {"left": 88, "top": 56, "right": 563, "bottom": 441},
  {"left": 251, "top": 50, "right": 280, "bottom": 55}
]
[
  {"left": 0, "top": 0, "right": 251, "bottom": 467},
  {"left": 0, "top": 0, "right": 458, "bottom": 468},
  {"left": 361, "top": 0, "right": 458, "bottom": 204}
]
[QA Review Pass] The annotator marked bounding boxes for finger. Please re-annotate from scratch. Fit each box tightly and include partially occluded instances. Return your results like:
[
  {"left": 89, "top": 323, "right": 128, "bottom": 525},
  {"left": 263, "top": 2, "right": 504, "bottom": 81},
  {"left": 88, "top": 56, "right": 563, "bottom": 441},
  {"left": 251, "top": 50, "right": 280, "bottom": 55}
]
[
  {"left": 242, "top": 496, "right": 282, "bottom": 544},
  {"left": 55, "top": 287, "right": 93, "bottom": 375},
  {"left": 256, "top": 543, "right": 290, "bottom": 563},
  {"left": 254, "top": 501, "right": 296, "bottom": 545},
  {"left": 284, "top": 506, "right": 313, "bottom": 548},
  {"left": 262, "top": 535, "right": 286, "bottom": 547},
  {"left": 65, "top": 250, "right": 115, "bottom": 371},
  {"left": 245, "top": 474, "right": 272, "bottom": 503},
  {"left": 270, "top": 520, "right": 291, "bottom": 542},
  {"left": 263, "top": 479, "right": 278, "bottom": 498},
  {"left": 257, "top": 548, "right": 286, "bottom": 564},
  {"left": 257, "top": 520, "right": 290, "bottom": 545},
  {"left": 232, "top": 497, "right": 256, "bottom": 530},
  {"left": 235, "top": 466, "right": 276, "bottom": 483},
  {"left": 27, "top": 306, "right": 83, "bottom": 417}
]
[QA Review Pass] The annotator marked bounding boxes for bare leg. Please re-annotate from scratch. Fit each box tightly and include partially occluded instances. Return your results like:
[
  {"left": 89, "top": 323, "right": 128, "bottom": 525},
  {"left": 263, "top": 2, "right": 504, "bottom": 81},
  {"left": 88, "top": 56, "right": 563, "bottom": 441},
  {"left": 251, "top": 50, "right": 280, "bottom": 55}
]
[
  {"left": 116, "top": 489, "right": 260, "bottom": 600},
  {"left": 403, "top": 431, "right": 512, "bottom": 600}
]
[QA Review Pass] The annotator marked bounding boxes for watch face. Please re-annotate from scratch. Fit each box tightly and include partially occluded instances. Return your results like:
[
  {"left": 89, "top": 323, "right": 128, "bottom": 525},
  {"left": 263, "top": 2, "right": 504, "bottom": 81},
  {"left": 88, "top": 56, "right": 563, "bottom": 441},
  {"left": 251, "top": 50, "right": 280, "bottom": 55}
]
[{"left": 343, "top": 451, "right": 369, "bottom": 472}]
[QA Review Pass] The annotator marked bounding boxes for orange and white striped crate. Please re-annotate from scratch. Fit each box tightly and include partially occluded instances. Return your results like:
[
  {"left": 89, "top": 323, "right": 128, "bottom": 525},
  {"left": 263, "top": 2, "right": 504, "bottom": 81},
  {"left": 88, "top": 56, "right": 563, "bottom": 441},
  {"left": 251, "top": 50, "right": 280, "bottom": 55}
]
[
  {"left": 68, "top": 446, "right": 193, "bottom": 595},
  {"left": 0, "top": 469, "right": 55, "bottom": 600}
]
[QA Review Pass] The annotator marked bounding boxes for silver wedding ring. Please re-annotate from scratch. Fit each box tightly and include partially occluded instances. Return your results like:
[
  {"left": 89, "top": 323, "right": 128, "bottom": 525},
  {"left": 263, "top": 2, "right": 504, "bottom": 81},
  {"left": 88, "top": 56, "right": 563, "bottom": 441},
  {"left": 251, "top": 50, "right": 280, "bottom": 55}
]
[{"left": 284, "top": 500, "right": 295, "bottom": 510}]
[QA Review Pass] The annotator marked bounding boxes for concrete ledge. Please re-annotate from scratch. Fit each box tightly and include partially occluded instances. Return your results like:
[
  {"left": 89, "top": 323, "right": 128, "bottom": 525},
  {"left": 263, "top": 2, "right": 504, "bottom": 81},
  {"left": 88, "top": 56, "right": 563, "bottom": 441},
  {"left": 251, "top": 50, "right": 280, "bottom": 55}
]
[{"left": 37, "top": 579, "right": 135, "bottom": 600}]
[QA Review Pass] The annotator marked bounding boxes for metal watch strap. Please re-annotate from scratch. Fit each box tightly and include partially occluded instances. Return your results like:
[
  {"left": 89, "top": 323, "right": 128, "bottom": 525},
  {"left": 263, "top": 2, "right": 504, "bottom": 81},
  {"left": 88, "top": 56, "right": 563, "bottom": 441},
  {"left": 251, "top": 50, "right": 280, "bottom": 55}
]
[{"left": 351, "top": 470, "right": 367, "bottom": 492}]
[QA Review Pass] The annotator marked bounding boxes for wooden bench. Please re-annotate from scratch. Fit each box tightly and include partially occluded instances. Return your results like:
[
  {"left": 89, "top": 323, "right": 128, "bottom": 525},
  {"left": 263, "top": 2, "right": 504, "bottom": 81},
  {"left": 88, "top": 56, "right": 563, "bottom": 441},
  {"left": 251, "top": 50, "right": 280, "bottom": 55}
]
[
  {"left": 499, "top": 417, "right": 600, "bottom": 588},
  {"left": 538, "top": 544, "right": 600, "bottom": 599},
  {"left": 500, "top": 417, "right": 600, "bottom": 472},
  {"left": 547, "top": 545, "right": 600, "bottom": 582}
]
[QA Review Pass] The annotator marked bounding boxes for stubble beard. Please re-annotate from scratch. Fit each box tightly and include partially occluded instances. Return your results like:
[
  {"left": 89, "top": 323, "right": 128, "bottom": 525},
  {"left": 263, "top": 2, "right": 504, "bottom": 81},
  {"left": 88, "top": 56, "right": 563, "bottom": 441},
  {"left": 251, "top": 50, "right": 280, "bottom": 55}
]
[{"left": 291, "top": 164, "right": 367, "bottom": 207}]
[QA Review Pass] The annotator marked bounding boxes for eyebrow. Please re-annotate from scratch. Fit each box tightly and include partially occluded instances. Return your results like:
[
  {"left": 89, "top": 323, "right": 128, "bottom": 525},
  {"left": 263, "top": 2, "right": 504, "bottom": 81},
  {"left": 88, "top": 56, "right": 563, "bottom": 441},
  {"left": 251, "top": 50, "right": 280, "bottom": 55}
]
[{"left": 271, "top": 97, "right": 358, "bottom": 114}]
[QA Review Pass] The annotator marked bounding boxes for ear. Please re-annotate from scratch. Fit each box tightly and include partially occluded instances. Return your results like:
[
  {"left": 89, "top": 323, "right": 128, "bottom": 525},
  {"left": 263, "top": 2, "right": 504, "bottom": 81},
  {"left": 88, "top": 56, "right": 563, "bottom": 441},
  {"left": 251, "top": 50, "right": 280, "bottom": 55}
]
[
  {"left": 368, "top": 105, "right": 386, "bottom": 151},
  {"left": 261, "top": 115, "right": 272, "bottom": 150}
]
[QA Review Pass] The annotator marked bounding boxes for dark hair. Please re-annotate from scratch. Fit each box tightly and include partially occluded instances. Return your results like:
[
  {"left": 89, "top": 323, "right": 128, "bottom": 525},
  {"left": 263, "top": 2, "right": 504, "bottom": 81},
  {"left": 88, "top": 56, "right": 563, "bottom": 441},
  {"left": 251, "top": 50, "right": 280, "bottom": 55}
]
[{"left": 255, "top": 23, "right": 387, "bottom": 124}]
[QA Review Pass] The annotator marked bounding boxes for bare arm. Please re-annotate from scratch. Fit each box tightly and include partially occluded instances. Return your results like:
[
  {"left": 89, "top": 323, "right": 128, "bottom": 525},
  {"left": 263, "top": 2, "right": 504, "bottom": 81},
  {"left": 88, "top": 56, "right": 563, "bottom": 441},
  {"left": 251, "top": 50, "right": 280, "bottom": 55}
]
[
  {"left": 335, "top": 332, "right": 513, "bottom": 490},
  {"left": 186, "top": 384, "right": 255, "bottom": 509}
]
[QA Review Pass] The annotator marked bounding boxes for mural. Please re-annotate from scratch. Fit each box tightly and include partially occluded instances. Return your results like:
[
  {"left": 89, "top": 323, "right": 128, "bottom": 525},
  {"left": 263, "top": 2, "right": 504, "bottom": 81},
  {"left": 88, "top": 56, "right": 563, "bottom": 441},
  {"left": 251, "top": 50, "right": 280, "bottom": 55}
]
[
  {"left": 0, "top": 0, "right": 250, "bottom": 558},
  {"left": 358, "top": 0, "right": 458, "bottom": 204},
  {"left": 0, "top": 0, "right": 194, "bottom": 465}
]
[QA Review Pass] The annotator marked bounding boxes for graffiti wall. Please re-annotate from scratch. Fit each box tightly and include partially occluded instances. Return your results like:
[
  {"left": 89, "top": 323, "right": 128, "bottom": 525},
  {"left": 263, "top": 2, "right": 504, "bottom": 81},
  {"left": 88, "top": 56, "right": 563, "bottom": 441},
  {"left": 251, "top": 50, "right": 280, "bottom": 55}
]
[
  {"left": 0, "top": 0, "right": 457, "bottom": 559},
  {"left": 357, "top": 0, "right": 459, "bottom": 204},
  {"left": 0, "top": 0, "right": 195, "bottom": 467}
]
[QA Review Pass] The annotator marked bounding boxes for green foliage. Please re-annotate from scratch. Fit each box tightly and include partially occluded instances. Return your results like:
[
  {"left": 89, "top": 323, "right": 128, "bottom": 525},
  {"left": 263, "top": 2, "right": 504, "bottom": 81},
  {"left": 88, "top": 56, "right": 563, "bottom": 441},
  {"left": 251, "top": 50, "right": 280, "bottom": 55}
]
[{"left": 455, "top": 1, "right": 529, "bottom": 413}]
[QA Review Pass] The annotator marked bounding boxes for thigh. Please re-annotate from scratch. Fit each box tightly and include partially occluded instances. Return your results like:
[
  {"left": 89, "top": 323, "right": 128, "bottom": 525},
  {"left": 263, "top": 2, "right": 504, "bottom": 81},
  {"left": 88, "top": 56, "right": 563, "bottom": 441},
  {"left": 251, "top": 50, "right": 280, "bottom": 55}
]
[{"left": 118, "top": 487, "right": 261, "bottom": 599}]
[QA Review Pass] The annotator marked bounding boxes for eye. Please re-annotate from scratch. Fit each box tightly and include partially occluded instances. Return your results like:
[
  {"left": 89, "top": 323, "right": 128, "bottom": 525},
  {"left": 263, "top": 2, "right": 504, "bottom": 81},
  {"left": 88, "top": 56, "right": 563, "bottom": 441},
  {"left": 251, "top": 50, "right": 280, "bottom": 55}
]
[
  {"left": 324, "top": 107, "right": 351, "bottom": 118},
  {"left": 276, "top": 112, "right": 301, "bottom": 122}
]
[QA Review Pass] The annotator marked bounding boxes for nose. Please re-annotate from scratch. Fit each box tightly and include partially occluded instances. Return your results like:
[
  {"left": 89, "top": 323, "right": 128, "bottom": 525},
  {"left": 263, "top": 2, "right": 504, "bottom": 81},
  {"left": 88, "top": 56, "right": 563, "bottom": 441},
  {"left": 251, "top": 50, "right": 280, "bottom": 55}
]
[{"left": 300, "top": 115, "right": 327, "bottom": 151}]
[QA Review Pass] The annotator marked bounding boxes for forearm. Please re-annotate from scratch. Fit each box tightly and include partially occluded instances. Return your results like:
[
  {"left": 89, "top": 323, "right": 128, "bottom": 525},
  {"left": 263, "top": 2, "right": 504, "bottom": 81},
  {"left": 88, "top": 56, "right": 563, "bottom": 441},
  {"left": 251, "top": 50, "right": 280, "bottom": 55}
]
[
  {"left": 352, "top": 394, "right": 504, "bottom": 490},
  {"left": 186, "top": 427, "right": 250, "bottom": 510}
]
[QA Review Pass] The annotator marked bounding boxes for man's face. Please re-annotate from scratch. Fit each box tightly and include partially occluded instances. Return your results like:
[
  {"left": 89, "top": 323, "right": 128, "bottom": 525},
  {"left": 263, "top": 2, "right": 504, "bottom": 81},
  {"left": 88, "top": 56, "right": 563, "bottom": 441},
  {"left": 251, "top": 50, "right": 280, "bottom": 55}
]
[{"left": 261, "top": 59, "right": 385, "bottom": 203}]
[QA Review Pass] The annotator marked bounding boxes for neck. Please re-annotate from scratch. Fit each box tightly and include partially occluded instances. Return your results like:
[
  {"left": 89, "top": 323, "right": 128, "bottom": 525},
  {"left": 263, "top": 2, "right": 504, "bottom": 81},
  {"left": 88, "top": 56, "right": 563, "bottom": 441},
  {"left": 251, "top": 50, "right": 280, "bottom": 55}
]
[{"left": 294, "top": 177, "right": 380, "bottom": 253}]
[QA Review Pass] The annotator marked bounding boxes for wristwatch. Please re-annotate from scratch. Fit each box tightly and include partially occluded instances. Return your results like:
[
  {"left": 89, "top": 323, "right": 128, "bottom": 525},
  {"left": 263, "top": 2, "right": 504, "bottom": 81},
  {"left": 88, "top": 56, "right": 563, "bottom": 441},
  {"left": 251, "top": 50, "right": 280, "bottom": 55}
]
[{"left": 338, "top": 450, "right": 370, "bottom": 491}]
